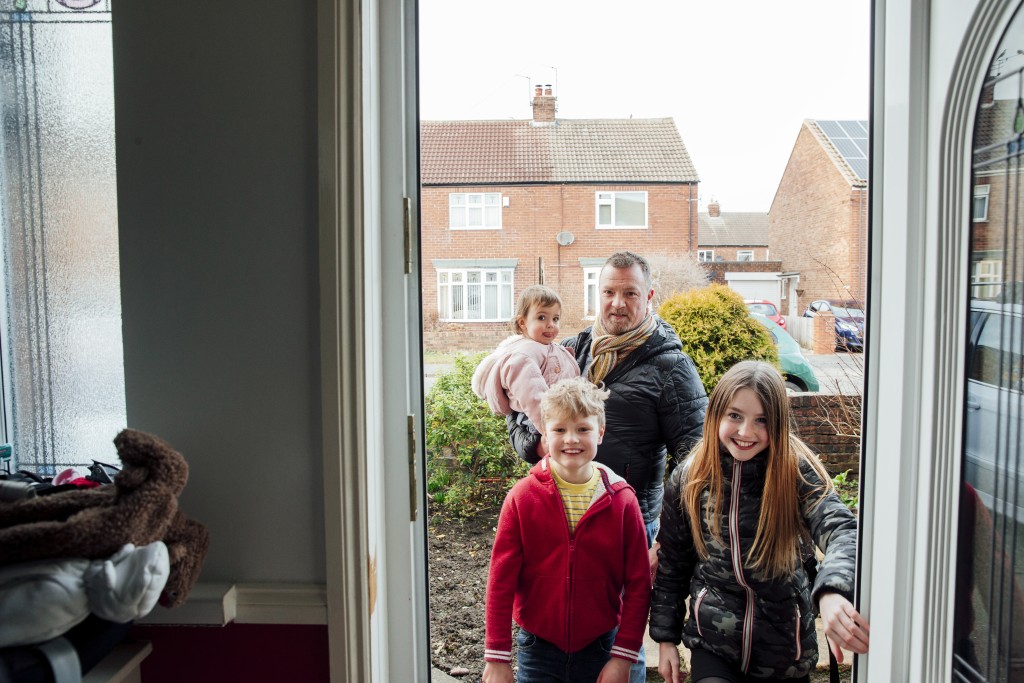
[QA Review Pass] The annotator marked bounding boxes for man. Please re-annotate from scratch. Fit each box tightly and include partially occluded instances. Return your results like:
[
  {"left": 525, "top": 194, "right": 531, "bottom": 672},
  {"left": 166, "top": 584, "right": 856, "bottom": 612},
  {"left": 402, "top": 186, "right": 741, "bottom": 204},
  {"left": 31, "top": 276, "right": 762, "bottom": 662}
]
[{"left": 507, "top": 250, "right": 708, "bottom": 681}]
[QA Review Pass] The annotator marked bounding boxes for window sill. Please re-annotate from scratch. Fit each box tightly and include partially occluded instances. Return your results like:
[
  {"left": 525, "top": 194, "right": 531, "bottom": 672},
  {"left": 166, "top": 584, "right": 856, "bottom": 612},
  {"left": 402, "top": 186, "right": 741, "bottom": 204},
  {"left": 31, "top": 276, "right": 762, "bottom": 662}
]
[
  {"left": 447, "top": 226, "right": 502, "bottom": 231},
  {"left": 594, "top": 225, "right": 648, "bottom": 230}
]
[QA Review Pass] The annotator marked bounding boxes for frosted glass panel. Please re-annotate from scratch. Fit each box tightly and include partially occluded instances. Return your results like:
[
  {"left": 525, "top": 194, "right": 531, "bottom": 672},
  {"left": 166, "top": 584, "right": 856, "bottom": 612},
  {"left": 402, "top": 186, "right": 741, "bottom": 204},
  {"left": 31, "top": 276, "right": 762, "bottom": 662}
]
[{"left": 0, "top": 1, "right": 125, "bottom": 473}]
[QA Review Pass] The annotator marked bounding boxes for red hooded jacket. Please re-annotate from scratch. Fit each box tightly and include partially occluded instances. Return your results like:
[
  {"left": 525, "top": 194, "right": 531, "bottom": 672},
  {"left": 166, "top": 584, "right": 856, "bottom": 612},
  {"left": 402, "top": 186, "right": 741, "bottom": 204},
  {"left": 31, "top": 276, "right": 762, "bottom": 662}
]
[{"left": 484, "top": 458, "right": 651, "bottom": 665}]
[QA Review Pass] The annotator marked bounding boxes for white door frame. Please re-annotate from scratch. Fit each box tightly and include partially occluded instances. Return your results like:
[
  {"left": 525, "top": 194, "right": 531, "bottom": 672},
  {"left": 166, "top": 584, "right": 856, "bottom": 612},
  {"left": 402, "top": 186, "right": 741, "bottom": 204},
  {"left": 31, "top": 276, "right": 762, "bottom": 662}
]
[{"left": 860, "top": 0, "right": 1016, "bottom": 679}]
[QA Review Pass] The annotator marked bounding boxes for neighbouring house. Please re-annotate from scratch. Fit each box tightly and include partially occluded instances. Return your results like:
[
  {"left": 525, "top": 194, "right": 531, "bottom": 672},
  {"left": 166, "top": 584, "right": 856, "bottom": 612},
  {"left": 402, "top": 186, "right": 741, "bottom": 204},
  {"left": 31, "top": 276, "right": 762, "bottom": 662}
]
[
  {"left": 420, "top": 86, "right": 699, "bottom": 351},
  {"left": 697, "top": 203, "right": 784, "bottom": 307},
  {"left": 971, "top": 85, "right": 1023, "bottom": 301},
  {"left": 767, "top": 120, "right": 869, "bottom": 318}
]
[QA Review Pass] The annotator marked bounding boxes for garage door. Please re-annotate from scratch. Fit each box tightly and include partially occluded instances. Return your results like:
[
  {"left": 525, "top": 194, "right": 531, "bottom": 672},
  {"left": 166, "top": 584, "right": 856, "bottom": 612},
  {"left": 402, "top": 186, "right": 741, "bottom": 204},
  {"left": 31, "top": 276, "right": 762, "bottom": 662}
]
[{"left": 724, "top": 272, "right": 781, "bottom": 308}]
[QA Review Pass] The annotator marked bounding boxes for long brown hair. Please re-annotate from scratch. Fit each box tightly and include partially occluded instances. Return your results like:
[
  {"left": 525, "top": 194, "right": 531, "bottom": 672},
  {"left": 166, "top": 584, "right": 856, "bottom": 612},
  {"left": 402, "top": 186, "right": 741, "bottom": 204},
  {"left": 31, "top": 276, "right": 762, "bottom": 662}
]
[{"left": 682, "top": 360, "right": 834, "bottom": 579}]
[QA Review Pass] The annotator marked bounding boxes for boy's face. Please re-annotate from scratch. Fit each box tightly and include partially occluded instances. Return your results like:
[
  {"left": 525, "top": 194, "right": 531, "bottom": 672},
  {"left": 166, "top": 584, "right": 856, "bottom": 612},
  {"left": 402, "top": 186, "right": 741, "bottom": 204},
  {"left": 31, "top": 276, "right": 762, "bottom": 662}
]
[{"left": 542, "top": 410, "right": 604, "bottom": 484}]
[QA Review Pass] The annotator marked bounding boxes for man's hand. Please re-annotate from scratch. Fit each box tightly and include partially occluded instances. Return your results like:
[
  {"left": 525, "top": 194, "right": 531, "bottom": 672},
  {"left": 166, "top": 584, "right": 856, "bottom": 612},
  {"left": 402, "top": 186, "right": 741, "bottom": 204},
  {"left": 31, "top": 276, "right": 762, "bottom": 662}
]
[
  {"left": 482, "top": 661, "right": 513, "bottom": 683},
  {"left": 657, "top": 642, "right": 683, "bottom": 683},
  {"left": 818, "top": 592, "right": 870, "bottom": 662},
  {"left": 595, "top": 656, "right": 630, "bottom": 683},
  {"left": 649, "top": 541, "right": 660, "bottom": 583}
]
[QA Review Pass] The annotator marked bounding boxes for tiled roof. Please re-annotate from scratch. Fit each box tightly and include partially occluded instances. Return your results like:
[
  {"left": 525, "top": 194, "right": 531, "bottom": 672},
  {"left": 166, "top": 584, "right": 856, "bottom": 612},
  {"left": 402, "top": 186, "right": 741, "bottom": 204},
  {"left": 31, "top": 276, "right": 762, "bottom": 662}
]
[
  {"left": 420, "top": 118, "right": 699, "bottom": 185},
  {"left": 807, "top": 120, "right": 869, "bottom": 186},
  {"left": 698, "top": 211, "right": 769, "bottom": 246}
]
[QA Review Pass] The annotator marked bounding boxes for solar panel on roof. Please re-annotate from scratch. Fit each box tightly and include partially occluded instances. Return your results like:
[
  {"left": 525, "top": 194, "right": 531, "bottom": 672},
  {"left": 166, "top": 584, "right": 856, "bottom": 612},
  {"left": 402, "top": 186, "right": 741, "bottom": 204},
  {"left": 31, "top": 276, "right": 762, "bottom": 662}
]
[{"left": 816, "top": 119, "right": 869, "bottom": 181}]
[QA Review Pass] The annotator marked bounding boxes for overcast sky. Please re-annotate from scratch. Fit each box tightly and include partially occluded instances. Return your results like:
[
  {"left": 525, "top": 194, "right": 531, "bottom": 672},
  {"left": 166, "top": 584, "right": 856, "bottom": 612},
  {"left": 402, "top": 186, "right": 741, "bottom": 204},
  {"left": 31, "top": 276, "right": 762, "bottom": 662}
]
[{"left": 418, "top": 0, "right": 871, "bottom": 212}]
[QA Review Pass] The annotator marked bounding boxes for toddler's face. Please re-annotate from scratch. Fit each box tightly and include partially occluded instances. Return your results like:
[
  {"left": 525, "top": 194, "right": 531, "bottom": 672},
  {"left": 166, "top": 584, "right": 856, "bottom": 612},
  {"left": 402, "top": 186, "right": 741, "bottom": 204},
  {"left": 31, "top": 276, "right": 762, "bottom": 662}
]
[{"left": 521, "top": 303, "right": 561, "bottom": 344}]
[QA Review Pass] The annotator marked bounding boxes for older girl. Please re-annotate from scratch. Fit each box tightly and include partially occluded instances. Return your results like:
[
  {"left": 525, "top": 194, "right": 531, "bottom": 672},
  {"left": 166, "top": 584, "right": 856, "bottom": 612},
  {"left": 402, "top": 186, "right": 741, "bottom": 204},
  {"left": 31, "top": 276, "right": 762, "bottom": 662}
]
[{"left": 651, "top": 361, "right": 869, "bottom": 683}]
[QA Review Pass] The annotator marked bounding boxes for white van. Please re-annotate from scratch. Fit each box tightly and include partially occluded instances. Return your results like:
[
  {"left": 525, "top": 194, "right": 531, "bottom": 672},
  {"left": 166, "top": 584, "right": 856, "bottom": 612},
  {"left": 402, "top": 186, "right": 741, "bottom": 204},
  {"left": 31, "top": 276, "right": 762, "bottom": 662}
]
[{"left": 965, "top": 300, "right": 1024, "bottom": 522}]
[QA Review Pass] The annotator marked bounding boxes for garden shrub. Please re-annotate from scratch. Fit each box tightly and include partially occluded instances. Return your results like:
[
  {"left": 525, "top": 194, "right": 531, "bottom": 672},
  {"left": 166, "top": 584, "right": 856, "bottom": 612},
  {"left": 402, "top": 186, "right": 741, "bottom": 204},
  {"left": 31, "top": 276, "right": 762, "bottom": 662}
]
[
  {"left": 425, "top": 352, "right": 528, "bottom": 517},
  {"left": 657, "top": 284, "right": 779, "bottom": 393}
]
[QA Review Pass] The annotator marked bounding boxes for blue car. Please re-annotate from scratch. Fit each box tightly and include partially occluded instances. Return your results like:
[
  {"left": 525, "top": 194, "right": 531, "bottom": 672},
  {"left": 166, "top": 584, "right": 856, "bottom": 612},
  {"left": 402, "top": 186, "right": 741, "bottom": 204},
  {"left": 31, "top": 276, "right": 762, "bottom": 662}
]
[
  {"left": 750, "top": 313, "right": 820, "bottom": 392},
  {"left": 802, "top": 299, "right": 865, "bottom": 351}
]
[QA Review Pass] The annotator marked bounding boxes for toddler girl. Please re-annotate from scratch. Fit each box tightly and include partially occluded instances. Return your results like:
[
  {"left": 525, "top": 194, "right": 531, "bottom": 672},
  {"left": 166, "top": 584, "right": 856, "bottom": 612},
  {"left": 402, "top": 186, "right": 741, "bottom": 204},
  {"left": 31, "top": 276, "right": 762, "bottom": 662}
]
[{"left": 472, "top": 285, "right": 580, "bottom": 434}]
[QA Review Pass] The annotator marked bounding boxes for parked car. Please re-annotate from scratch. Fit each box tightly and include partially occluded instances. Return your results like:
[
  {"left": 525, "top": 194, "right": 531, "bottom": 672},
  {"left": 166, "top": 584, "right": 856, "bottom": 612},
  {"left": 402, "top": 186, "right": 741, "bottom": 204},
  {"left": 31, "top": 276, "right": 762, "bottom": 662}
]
[
  {"left": 802, "top": 299, "right": 865, "bottom": 351},
  {"left": 745, "top": 299, "right": 786, "bottom": 330},
  {"left": 964, "top": 300, "right": 1024, "bottom": 522},
  {"left": 750, "top": 312, "right": 820, "bottom": 392}
]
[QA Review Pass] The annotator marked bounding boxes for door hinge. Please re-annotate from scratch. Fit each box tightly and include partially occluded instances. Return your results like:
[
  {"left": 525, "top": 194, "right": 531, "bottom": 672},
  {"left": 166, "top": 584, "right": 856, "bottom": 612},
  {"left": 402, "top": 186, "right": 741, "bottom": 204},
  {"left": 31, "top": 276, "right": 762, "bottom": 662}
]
[
  {"left": 408, "top": 414, "right": 417, "bottom": 521},
  {"left": 403, "top": 197, "right": 413, "bottom": 275}
]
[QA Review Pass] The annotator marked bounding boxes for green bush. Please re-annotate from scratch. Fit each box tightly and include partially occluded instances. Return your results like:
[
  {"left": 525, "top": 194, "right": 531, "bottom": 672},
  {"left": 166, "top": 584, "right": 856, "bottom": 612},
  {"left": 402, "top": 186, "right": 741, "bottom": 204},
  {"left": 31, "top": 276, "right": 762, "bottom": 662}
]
[
  {"left": 425, "top": 352, "right": 529, "bottom": 517},
  {"left": 657, "top": 284, "right": 779, "bottom": 394},
  {"left": 831, "top": 470, "right": 859, "bottom": 511}
]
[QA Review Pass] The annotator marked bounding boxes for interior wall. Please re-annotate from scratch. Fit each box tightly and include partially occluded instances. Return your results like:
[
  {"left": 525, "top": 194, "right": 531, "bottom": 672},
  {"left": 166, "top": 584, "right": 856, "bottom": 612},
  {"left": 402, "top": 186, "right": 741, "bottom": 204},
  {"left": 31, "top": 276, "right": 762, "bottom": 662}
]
[{"left": 111, "top": 0, "right": 323, "bottom": 584}]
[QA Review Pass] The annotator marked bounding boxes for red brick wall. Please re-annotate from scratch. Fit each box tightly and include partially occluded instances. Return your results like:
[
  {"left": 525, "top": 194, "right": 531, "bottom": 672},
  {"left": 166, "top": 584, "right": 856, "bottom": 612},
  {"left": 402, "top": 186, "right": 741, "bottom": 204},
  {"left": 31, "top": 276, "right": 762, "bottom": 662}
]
[
  {"left": 421, "top": 183, "right": 698, "bottom": 352},
  {"left": 790, "top": 393, "right": 861, "bottom": 476},
  {"left": 698, "top": 246, "right": 771, "bottom": 261},
  {"left": 702, "top": 260, "right": 784, "bottom": 285},
  {"left": 768, "top": 125, "right": 868, "bottom": 313}
]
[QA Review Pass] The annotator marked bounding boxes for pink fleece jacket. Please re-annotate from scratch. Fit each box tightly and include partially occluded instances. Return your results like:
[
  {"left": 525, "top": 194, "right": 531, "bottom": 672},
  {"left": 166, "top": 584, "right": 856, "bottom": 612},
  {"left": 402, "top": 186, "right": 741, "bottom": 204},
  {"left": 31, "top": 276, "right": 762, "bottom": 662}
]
[{"left": 470, "top": 336, "right": 580, "bottom": 428}]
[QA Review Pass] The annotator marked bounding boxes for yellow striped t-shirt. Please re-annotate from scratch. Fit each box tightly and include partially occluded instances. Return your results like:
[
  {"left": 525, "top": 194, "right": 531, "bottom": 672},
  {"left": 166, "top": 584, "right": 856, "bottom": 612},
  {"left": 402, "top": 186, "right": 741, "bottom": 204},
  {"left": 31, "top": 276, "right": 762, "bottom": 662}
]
[{"left": 550, "top": 465, "right": 601, "bottom": 533}]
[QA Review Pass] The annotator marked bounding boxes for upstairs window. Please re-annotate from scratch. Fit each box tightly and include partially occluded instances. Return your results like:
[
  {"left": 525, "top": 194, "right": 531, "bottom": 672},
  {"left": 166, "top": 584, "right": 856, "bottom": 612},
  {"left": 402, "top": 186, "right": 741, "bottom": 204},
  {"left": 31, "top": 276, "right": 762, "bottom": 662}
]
[
  {"left": 973, "top": 184, "right": 990, "bottom": 222},
  {"left": 449, "top": 192, "right": 501, "bottom": 229},
  {"left": 737, "top": 250, "right": 754, "bottom": 262},
  {"left": 698, "top": 250, "right": 715, "bottom": 262},
  {"left": 596, "top": 191, "right": 647, "bottom": 229}
]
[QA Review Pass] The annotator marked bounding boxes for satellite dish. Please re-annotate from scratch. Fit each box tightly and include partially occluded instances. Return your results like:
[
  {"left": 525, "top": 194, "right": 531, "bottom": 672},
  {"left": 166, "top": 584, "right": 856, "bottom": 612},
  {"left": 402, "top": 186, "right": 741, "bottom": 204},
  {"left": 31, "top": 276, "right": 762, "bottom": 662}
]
[{"left": 556, "top": 231, "right": 575, "bottom": 246}]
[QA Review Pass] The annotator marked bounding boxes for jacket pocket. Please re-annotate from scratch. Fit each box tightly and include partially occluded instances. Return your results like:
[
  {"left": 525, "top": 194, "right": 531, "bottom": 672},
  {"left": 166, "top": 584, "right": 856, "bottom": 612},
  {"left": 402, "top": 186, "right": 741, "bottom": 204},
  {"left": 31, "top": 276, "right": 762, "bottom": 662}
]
[{"left": 693, "top": 587, "right": 709, "bottom": 637}]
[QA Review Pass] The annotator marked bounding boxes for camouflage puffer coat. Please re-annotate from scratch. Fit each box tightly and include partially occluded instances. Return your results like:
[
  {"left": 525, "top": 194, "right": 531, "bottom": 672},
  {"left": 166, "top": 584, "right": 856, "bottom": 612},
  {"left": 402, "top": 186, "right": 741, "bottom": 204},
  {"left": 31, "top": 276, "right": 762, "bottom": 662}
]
[{"left": 649, "top": 450, "right": 858, "bottom": 679}]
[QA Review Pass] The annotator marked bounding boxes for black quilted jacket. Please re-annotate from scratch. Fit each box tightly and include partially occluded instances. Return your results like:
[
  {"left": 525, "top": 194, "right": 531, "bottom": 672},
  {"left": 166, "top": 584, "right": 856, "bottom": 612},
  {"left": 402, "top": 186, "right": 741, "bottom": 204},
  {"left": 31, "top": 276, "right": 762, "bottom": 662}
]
[
  {"left": 649, "top": 451, "right": 858, "bottom": 679},
  {"left": 506, "top": 317, "right": 708, "bottom": 524}
]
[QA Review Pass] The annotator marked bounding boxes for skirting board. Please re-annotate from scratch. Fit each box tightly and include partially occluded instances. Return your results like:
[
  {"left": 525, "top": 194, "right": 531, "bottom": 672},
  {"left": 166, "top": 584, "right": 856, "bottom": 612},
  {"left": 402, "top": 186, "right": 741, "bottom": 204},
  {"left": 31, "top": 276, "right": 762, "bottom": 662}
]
[{"left": 138, "top": 583, "right": 327, "bottom": 626}]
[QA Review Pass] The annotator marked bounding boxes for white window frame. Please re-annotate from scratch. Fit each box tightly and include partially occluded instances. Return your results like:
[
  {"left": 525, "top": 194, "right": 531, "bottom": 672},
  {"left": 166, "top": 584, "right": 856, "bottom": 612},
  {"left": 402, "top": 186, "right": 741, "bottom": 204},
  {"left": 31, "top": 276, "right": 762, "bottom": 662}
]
[
  {"left": 971, "top": 258, "right": 1003, "bottom": 299},
  {"left": 595, "top": 191, "right": 648, "bottom": 229},
  {"left": 583, "top": 267, "right": 601, "bottom": 319},
  {"left": 973, "top": 183, "right": 990, "bottom": 222},
  {"left": 449, "top": 192, "right": 502, "bottom": 230},
  {"left": 436, "top": 267, "right": 514, "bottom": 321},
  {"left": 698, "top": 249, "right": 715, "bottom": 262},
  {"left": 736, "top": 250, "right": 754, "bottom": 262}
]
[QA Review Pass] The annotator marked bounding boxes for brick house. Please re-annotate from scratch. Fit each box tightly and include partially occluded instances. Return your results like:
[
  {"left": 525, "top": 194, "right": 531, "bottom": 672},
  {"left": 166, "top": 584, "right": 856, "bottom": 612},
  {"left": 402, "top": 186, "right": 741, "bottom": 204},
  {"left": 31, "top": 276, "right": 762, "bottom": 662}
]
[
  {"left": 420, "top": 87, "right": 700, "bottom": 352},
  {"left": 767, "top": 120, "right": 869, "bottom": 318},
  {"left": 696, "top": 203, "right": 784, "bottom": 306},
  {"left": 971, "top": 93, "right": 1022, "bottom": 300}
]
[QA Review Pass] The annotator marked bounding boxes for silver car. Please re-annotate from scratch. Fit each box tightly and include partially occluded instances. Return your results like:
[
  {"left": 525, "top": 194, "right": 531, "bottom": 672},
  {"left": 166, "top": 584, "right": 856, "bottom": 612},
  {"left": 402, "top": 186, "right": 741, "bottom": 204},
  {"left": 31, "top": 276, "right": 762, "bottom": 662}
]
[{"left": 965, "top": 300, "right": 1024, "bottom": 522}]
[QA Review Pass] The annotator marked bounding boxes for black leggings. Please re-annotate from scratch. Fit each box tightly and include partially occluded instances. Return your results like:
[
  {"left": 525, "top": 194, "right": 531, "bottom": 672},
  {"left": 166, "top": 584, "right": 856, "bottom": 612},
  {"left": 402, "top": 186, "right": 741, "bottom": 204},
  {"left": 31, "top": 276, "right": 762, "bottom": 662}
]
[{"left": 690, "top": 648, "right": 811, "bottom": 683}]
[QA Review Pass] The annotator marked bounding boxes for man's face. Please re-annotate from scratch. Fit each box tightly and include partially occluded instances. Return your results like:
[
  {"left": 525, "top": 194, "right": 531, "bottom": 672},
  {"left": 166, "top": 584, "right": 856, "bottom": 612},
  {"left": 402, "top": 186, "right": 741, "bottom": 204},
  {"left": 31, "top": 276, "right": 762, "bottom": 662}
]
[{"left": 599, "top": 264, "right": 654, "bottom": 335}]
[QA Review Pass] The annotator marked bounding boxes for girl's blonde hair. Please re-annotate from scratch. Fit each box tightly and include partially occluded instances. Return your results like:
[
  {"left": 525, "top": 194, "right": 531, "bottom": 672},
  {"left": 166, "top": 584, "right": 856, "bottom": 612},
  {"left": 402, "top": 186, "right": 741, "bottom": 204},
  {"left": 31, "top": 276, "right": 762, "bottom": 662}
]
[
  {"left": 512, "top": 285, "right": 563, "bottom": 335},
  {"left": 682, "top": 360, "right": 834, "bottom": 579}
]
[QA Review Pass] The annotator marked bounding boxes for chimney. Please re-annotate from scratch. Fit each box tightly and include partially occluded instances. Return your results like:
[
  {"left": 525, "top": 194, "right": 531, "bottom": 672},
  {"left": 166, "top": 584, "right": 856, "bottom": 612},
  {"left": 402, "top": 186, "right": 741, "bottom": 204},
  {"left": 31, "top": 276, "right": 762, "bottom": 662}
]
[
  {"left": 708, "top": 201, "right": 721, "bottom": 218},
  {"left": 532, "top": 84, "right": 556, "bottom": 125}
]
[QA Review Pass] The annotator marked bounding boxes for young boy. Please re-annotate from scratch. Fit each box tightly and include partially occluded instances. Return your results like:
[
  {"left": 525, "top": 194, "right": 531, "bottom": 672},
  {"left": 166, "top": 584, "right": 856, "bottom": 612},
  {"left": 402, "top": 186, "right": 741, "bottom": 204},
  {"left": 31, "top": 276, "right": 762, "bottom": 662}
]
[{"left": 483, "top": 377, "right": 651, "bottom": 683}]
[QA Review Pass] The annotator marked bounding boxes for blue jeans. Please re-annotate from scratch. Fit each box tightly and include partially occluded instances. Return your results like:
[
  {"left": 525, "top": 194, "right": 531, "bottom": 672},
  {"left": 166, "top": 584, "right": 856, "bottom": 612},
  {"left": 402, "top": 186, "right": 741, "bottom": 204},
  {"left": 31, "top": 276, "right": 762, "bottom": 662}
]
[{"left": 516, "top": 627, "right": 616, "bottom": 682}]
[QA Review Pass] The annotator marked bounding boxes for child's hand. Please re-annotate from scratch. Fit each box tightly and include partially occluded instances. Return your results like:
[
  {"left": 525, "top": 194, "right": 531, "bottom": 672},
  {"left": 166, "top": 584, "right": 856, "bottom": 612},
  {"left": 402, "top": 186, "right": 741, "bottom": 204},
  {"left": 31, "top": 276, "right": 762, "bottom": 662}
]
[
  {"left": 818, "top": 592, "right": 871, "bottom": 661},
  {"left": 482, "top": 661, "right": 513, "bottom": 683},
  {"left": 595, "top": 656, "right": 630, "bottom": 683},
  {"left": 658, "top": 642, "right": 684, "bottom": 683}
]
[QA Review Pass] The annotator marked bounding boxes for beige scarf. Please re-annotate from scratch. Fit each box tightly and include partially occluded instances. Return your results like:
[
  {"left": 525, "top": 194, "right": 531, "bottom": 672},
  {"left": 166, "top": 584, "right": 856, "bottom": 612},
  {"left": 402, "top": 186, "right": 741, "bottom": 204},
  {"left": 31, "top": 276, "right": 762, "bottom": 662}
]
[{"left": 587, "top": 313, "right": 658, "bottom": 386}]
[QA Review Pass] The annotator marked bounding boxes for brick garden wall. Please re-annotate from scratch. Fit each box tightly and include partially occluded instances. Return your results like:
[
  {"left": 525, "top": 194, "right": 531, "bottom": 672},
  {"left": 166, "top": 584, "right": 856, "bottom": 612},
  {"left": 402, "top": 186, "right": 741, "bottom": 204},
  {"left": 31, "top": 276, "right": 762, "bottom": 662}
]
[{"left": 789, "top": 393, "right": 861, "bottom": 477}]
